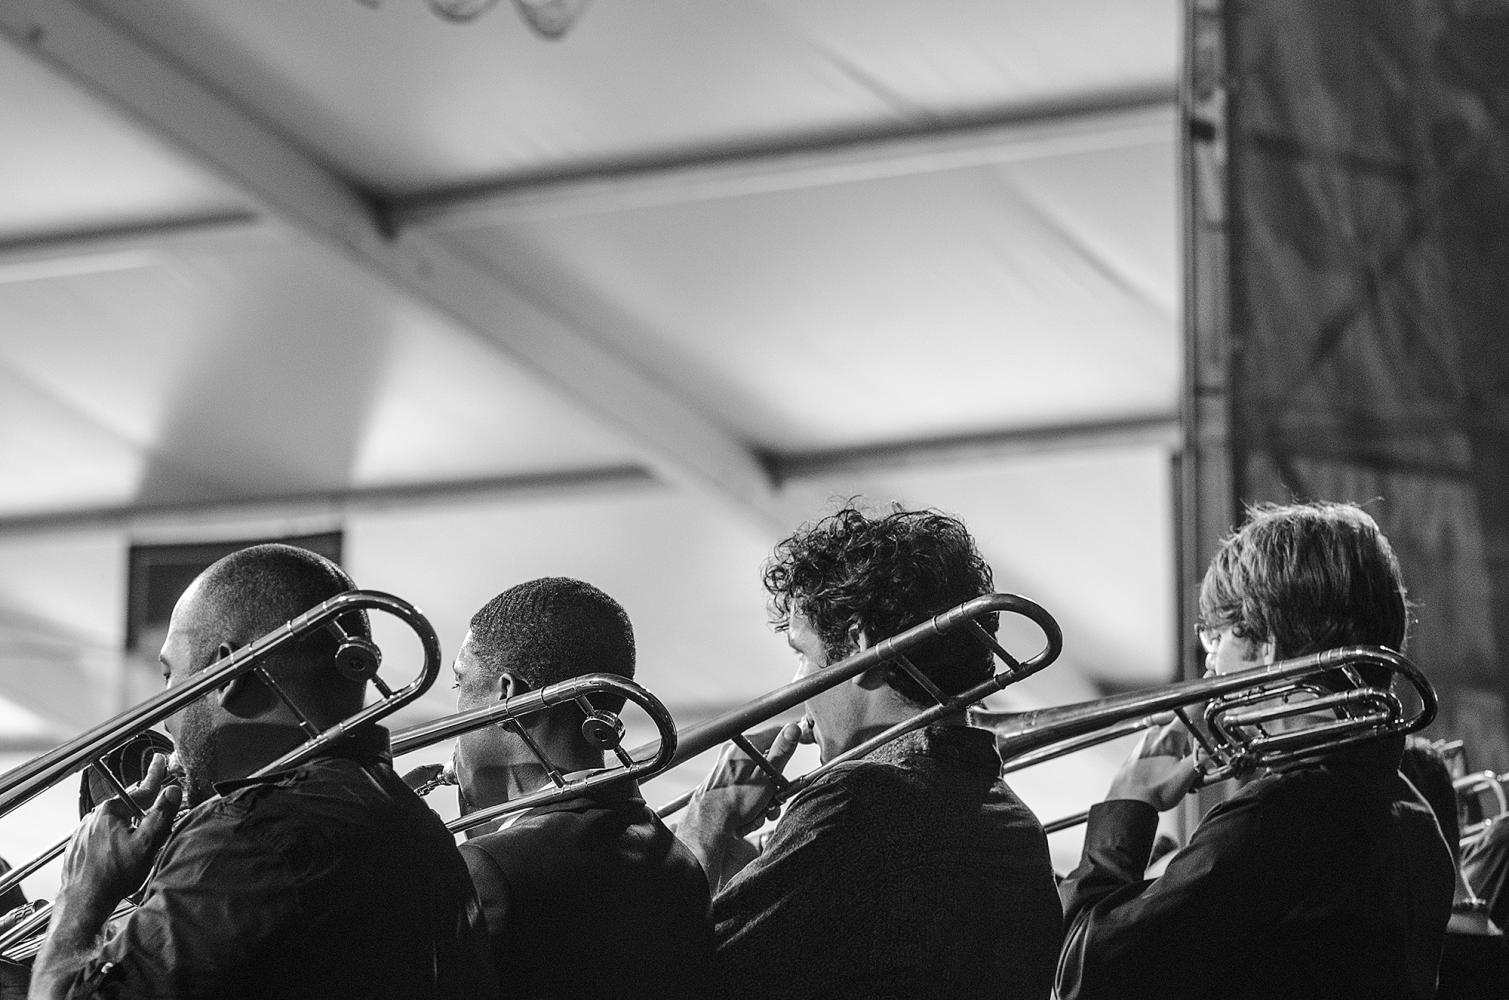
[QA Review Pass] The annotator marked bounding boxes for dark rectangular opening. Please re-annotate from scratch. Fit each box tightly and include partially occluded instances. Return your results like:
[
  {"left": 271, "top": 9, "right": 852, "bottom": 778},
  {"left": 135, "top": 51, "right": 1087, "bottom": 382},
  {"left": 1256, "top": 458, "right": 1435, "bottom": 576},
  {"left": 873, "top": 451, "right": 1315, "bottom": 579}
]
[{"left": 125, "top": 532, "right": 343, "bottom": 653}]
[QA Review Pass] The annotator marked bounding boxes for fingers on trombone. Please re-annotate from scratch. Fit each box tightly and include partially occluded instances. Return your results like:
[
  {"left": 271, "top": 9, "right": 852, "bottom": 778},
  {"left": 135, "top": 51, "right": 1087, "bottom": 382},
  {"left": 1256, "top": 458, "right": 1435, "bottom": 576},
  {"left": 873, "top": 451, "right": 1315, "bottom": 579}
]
[
  {"left": 741, "top": 724, "right": 783, "bottom": 753},
  {"left": 402, "top": 762, "right": 445, "bottom": 792},
  {"left": 110, "top": 754, "right": 181, "bottom": 825},
  {"left": 1134, "top": 720, "right": 1194, "bottom": 760},
  {"left": 125, "top": 753, "right": 170, "bottom": 806},
  {"left": 701, "top": 725, "right": 801, "bottom": 797},
  {"left": 0, "top": 902, "right": 35, "bottom": 935},
  {"left": 1169, "top": 755, "right": 1202, "bottom": 798},
  {"left": 765, "top": 722, "right": 805, "bottom": 770},
  {"left": 748, "top": 718, "right": 813, "bottom": 756},
  {"left": 1188, "top": 750, "right": 1216, "bottom": 787},
  {"left": 104, "top": 779, "right": 181, "bottom": 842},
  {"left": 139, "top": 782, "right": 183, "bottom": 841}
]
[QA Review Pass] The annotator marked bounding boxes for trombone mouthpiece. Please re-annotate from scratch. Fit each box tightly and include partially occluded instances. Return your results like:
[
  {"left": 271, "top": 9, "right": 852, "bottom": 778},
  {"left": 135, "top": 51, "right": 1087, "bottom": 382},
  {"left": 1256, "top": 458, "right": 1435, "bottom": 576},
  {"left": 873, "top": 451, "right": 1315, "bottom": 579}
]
[{"left": 405, "top": 757, "right": 458, "bottom": 797}]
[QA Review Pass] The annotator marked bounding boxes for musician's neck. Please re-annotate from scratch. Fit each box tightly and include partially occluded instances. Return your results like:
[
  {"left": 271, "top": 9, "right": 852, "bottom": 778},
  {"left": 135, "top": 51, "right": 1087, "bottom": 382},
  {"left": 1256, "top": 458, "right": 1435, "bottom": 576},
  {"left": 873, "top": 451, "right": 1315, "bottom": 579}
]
[
  {"left": 464, "top": 756, "right": 603, "bottom": 810},
  {"left": 206, "top": 721, "right": 314, "bottom": 786}
]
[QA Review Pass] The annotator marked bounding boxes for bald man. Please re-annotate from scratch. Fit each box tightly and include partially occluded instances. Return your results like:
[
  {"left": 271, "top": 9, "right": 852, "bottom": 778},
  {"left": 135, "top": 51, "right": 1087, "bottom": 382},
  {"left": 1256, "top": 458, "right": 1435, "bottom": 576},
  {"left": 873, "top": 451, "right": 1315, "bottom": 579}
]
[{"left": 30, "top": 543, "right": 494, "bottom": 1000}]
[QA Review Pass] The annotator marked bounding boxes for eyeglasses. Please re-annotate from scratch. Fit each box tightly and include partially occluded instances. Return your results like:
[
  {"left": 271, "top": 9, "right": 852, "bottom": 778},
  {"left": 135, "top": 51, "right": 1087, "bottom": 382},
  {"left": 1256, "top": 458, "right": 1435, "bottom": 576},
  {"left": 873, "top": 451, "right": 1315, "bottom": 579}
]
[{"left": 1194, "top": 623, "right": 1229, "bottom": 655}]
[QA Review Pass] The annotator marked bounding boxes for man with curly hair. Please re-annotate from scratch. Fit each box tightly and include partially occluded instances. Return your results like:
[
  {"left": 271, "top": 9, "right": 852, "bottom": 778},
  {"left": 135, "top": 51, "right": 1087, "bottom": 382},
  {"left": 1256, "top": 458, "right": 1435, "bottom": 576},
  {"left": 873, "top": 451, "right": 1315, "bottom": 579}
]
[
  {"left": 1056, "top": 501, "right": 1454, "bottom": 1000},
  {"left": 676, "top": 503, "right": 1061, "bottom": 1000}
]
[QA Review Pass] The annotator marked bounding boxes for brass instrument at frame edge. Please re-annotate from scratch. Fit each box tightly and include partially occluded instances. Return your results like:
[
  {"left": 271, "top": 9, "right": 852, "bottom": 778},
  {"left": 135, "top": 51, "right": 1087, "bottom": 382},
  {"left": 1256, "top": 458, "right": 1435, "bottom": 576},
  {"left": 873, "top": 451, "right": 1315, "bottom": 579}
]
[
  {"left": 1456, "top": 767, "right": 1509, "bottom": 847},
  {"left": 0, "top": 590, "right": 442, "bottom": 958},
  {"left": 976, "top": 645, "right": 1439, "bottom": 833},
  {"left": 1419, "top": 739, "right": 1509, "bottom": 850}
]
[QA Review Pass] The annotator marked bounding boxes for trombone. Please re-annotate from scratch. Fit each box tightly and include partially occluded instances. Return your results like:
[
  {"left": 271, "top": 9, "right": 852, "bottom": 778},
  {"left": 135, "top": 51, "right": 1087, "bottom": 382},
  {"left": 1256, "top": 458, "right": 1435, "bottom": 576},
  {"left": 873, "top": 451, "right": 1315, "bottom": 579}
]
[
  {"left": 651, "top": 592, "right": 1063, "bottom": 818},
  {"left": 391, "top": 672, "right": 680, "bottom": 835},
  {"left": 0, "top": 589, "right": 443, "bottom": 957},
  {"left": 977, "top": 645, "right": 1438, "bottom": 832},
  {"left": 1457, "top": 770, "right": 1509, "bottom": 846}
]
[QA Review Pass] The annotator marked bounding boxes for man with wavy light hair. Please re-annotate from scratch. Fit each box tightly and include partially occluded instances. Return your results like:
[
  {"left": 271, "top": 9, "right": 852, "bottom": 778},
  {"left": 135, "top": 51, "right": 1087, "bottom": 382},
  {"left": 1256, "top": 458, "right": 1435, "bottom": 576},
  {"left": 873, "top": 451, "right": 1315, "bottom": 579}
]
[{"left": 1057, "top": 501, "right": 1454, "bottom": 1000}]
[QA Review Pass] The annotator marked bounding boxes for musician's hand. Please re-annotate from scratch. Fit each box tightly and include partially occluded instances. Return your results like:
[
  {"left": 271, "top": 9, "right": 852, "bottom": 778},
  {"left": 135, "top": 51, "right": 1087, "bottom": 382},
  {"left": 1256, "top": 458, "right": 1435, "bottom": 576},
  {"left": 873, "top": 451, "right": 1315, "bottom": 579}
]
[
  {"left": 675, "top": 721, "right": 810, "bottom": 890},
  {"left": 0, "top": 901, "right": 36, "bottom": 936},
  {"left": 402, "top": 762, "right": 446, "bottom": 792},
  {"left": 402, "top": 760, "right": 457, "bottom": 798},
  {"left": 691, "top": 721, "right": 808, "bottom": 836},
  {"left": 31, "top": 756, "right": 178, "bottom": 1000},
  {"left": 57, "top": 752, "right": 182, "bottom": 909},
  {"left": 1107, "top": 720, "right": 1199, "bottom": 812}
]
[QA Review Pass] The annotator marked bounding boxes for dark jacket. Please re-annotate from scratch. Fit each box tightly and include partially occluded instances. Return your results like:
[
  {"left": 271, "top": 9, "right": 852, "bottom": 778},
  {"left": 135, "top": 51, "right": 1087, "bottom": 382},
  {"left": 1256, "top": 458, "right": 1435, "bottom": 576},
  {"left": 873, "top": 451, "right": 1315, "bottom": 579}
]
[
  {"left": 459, "top": 782, "right": 713, "bottom": 1000},
  {"left": 67, "top": 727, "right": 494, "bottom": 1000},
  {"left": 1058, "top": 738, "right": 1455, "bottom": 1000},
  {"left": 712, "top": 724, "right": 1062, "bottom": 1000}
]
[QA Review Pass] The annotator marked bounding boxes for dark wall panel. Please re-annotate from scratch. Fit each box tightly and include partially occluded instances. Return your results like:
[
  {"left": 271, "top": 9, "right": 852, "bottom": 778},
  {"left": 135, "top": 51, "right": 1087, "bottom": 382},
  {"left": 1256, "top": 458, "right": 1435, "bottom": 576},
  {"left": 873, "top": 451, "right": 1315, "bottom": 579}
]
[{"left": 1227, "top": 0, "right": 1509, "bottom": 766}]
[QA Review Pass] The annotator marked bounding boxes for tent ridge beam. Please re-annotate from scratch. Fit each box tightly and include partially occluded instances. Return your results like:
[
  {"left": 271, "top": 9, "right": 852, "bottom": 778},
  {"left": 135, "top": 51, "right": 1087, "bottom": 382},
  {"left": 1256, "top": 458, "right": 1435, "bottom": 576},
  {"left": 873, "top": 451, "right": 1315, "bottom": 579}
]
[
  {"left": 0, "top": 211, "right": 265, "bottom": 265},
  {"left": 392, "top": 88, "right": 1178, "bottom": 229},
  {"left": 0, "top": 466, "right": 659, "bottom": 538},
  {"left": 772, "top": 413, "right": 1180, "bottom": 481}
]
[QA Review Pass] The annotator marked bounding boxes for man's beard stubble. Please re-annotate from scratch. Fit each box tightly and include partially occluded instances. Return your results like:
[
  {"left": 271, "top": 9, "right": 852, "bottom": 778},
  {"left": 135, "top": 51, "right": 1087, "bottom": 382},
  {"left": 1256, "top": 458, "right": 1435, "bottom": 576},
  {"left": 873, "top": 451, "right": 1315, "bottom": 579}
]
[{"left": 175, "top": 702, "right": 220, "bottom": 808}]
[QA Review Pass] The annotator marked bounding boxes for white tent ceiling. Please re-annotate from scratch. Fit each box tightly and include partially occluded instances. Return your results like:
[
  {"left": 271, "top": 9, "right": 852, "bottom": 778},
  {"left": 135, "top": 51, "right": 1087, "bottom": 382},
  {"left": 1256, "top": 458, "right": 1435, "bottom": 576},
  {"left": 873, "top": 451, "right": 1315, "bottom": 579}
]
[{"left": 0, "top": 0, "right": 1184, "bottom": 869}]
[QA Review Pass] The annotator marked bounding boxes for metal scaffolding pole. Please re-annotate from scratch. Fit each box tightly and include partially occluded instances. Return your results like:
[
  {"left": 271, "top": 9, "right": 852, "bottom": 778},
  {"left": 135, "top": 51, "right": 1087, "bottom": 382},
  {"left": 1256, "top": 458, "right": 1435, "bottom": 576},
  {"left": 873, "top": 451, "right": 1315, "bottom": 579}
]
[{"left": 1179, "top": 0, "right": 1237, "bottom": 829}]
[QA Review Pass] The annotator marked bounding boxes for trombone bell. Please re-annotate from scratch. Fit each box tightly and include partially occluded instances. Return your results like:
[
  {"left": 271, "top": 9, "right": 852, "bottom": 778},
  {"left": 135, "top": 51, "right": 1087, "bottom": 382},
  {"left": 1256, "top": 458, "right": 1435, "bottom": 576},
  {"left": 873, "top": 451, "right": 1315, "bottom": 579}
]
[{"left": 978, "top": 645, "right": 1437, "bottom": 834}]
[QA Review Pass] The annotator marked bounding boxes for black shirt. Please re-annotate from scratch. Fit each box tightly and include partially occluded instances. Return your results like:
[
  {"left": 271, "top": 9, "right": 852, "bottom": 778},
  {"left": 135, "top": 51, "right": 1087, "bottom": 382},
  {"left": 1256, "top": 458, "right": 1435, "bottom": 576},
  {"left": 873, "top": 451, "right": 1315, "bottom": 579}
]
[
  {"left": 1438, "top": 908, "right": 1509, "bottom": 1000},
  {"left": 459, "top": 781, "right": 713, "bottom": 1000},
  {"left": 67, "top": 727, "right": 494, "bottom": 1000},
  {"left": 711, "top": 724, "right": 1062, "bottom": 1000},
  {"left": 1058, "top": 739, "right": 1455, "bottom": 1000}
]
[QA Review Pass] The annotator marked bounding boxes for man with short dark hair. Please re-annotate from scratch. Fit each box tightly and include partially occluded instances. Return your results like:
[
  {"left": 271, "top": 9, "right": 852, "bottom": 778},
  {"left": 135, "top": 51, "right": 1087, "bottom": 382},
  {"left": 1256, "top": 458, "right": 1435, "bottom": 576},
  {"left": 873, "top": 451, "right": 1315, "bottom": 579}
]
[
  {"left": 1057, "top": 502, "right": 1455, "bottom": 1000},
  {"left": 451, "top": 577, "right": 713, "bottom": 1000},
  {"left": 676, "top": 504, "right": 1062, "bottom": 1000},
  {"left": 30, "top": 543, "right": 494, "bottom": 1000}
]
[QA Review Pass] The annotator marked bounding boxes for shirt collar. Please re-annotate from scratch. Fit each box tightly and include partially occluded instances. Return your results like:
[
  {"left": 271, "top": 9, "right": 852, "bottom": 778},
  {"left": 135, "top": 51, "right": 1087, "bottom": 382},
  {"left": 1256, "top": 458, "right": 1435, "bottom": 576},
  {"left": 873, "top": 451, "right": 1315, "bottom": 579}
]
[
  {"left": 492, "top": 774, "right": 645, "bottom": 828},
  {"left": 213, "top": 724, "right": 392, "bottom": 795},
  {"left": 866, "top": 723, "right": 1000, "bottom": 772},
  {"left": 1267, "top": 731, "right": 1406, "bottom": 776}
]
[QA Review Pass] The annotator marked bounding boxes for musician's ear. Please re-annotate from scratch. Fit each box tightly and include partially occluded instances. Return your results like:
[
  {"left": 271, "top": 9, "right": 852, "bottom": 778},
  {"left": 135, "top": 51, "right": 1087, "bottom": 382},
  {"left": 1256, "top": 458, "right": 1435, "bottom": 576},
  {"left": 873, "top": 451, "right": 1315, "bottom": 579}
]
[
  {"left": 216, "top": 643, "right": 263, "bottom": 714},
  {"left": 848, "top": 626, "right": 883, "bottom": 689},
  {"left": 497, "top": 670, "right": 528, "bottom": 702}
]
